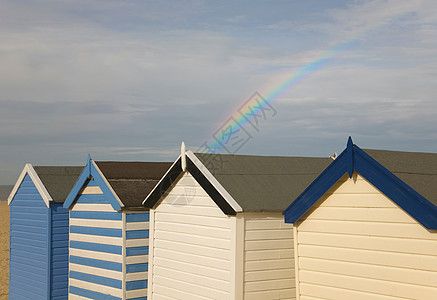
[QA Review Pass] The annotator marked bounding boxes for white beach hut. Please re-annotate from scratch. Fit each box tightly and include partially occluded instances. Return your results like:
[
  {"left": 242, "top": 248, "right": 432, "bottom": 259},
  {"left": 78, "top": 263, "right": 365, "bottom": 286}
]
[{"left": 143, "top": 147, "right": 331, "bottom": 299}]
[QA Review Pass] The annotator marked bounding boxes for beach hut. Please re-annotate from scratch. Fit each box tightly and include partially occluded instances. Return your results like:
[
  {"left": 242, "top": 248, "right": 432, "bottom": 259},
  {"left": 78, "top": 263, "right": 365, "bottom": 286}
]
[
  {"left": 283, "top": 137, "right": 437, "bottom": 299},
  {"left": 8, "top": 164, "right": 83, "bottom": 299},
  {"left": 143, "top": 147, "right": 331, "bottom": 299},
  {"left": 63, "top": 156, "right": 171, "bottom": 300}
]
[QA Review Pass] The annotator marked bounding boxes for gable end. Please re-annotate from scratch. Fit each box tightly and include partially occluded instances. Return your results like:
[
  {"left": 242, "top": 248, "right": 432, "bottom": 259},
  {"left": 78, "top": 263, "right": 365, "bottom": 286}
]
[{"left": 284, "top": 138, "right": 437, "bottom": 229}]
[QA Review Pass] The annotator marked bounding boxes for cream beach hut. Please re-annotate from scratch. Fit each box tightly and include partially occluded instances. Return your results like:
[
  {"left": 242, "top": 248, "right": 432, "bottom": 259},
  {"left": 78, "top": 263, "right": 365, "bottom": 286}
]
[
  {"left": 283, "top": 137, "right": 437, "bottom": 299},
  {"left": 143, "top": 148, "right": 331, "bottom": 299},
  {"left": 64, "top": 156, "right": 171, "bottom": 300}
]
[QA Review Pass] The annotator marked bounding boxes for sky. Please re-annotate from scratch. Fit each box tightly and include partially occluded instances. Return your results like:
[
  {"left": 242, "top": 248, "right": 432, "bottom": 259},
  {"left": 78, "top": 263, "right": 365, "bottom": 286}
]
[{"left": 1, "top": 0, "right": 437, "bottom": 184}]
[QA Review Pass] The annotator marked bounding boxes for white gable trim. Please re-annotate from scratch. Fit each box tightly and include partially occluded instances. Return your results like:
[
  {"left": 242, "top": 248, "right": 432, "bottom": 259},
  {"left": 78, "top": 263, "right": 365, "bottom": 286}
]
[
  {"left": 186, "top": 150, "right": 243, "bottom": 213},
  {"left": 8, "top": 163, "right": 52, "bottom": 208}
]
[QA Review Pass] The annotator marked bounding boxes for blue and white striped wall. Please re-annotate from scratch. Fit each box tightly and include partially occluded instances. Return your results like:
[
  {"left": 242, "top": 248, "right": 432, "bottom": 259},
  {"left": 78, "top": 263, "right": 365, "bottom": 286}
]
[
  {"left": 68, "top": 177, "right": 148, "bottom": 300},
  {"left": 9, "top": 169, "right": 69, "bottom": 299}
]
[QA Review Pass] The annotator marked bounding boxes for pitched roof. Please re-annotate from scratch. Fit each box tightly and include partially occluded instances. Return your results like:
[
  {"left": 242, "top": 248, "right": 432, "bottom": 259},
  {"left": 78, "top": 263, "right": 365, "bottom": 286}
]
[
  {"left": 195, "top": 153, "right": 332, "bottom": 212},
  {"left": 95, "top": 161, "right": 173, "bottom": 208},
  {"left": 33, "top": 166, "right": 84, "bottom": 203},
  {"left": 9, "top": 165, "right": 83, "bottom": 206},
  {"left": 144, "top": 151, "right": 332, "bottom": 214},
  {"left": 283, "top": 137, "right": 437, "bottom": 229},
  {"left": 363, "top": 149, "right": 437, "bottom": 207}
]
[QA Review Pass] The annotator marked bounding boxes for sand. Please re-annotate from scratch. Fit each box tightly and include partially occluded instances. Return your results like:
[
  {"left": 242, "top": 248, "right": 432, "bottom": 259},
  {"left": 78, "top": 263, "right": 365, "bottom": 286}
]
[{"left": 0, "top": 202, "right": 9, "bottom": 299}]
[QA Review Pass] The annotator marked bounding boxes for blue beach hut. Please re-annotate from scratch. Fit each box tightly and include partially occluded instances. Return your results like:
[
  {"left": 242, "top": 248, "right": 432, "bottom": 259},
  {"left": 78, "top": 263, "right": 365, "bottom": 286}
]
[
  {"left": 8, "top": 164, "right": 83, "bottom": 299},
  {"left": 64, "top": 156, "right": 171, "bottom": 300}
]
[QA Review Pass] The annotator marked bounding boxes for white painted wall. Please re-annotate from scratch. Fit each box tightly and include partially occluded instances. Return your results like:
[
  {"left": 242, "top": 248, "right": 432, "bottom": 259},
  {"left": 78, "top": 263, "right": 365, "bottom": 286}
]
[
  {"left": 295, "top": 173, "right": 437, "bottom": 299},
  {"left": 243, "top": 213, "right": 295, "bottom": 300},
  {"left": 149, "top": 172, "right": 233, "bottom": 299}
]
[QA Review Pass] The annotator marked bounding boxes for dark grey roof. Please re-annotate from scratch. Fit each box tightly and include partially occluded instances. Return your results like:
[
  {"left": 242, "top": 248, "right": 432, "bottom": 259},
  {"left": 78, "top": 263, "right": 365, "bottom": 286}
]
[
  {"left": 194, "top": 153, "right": 333, "bottom": 212},
  {"left": 95, "top": 161, "right": 172, "bottom": 208},
  {"left": 363, "top": 149, "right": 437, "bottom": 207},
  {"left": 33, "top": 166, "right": 84, "bottom": 203}
]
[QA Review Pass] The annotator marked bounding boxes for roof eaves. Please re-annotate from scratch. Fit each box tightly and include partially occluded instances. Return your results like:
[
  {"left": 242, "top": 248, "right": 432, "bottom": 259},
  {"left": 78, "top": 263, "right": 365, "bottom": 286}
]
[
  {"left": 283, "top": 137, "right": 437, "bottom": 229},
  {"left": 142, "top": 155, "right": 183, "bottom": 208},
  {"left": 8, "top": 163, "right": 52, "bottom": 208}
]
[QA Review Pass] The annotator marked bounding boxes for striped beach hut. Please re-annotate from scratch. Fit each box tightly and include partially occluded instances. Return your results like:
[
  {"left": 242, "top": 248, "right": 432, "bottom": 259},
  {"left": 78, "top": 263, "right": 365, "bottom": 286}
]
[
  {"left": 8, "top": 164, "right": 83, "bottom": 299},
  {"left": 143, "top": 147, "right": 331, "bottom": 299},
  {"left": 284, "top": 137, "right": 437, "bottom": 299},
  {"left": 63, "top": 156, "right": 171, "bottom": 300}
]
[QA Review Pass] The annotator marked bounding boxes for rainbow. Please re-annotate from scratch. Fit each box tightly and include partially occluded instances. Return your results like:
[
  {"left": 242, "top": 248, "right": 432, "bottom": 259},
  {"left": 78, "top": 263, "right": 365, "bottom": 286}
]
[{"left": 201, "top": 38, "right": 359, "bottom": 154}]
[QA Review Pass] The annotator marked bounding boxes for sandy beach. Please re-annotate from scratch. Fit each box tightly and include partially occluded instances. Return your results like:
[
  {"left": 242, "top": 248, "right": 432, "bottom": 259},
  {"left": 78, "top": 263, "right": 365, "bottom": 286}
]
[{"left": 0, "top": 202, "right": 9, "bottom": 299}]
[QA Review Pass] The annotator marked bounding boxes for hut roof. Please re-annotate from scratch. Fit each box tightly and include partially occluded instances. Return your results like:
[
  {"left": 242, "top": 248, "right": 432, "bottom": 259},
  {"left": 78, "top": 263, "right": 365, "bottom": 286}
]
[
  {"left": 363, "top": 149, "right": 437, "bottom": 207},
  {"left": 283, "top": 137, "right": 437, "bottom": 229},
  {"left": 143, "top": 151, "right": 332, "bottom": 214},
  {"left": 95, "top": 161, "right": 173, "bottom": 208},
  {"left": 195, "top": 153, "right": 332, "bottom": 212},
  {"left": 8, "top": 164, "right": 83, "bottom": 207},
  {"left": 33, "top": 166, "right": 84, "bottom": 202}
]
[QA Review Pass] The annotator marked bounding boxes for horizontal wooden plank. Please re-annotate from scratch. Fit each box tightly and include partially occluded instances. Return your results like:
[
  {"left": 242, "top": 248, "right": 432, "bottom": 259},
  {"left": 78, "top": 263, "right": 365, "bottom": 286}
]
[
  {"left": 155, "top": 229, "right": 231, "bottom": 250},
  {"left": 154, "top": 247, "right": 230, "bottom": 271},
  {"left": 245, "top": 289, "right": 295, "bottom": 300},
  {"left": 126, "top": 271, "right": 148, "bottom": 282},
  {"left": 126, "top": 222, "right": 149, "bottom": 231},
  {"left": 304, "top": 207, "right": 416, "bottom": 223},
  {"left": 81, "top": 186, "right": 104, "bottom": 195},
  {"left": 299, "top": 244, "right": 437, "bottom": 272},
  {"left": 153, "top": 265, "right": 230, "bottom": 296},
  {"left": 161, "top": 194, "right": 217, "bottom": 208},
  {"left": 126, "top": 255, "right": 148, "bottom": 265},
  {"left": 70, "top": 248, "right": 123, "bottom": 263},
  {"left": 165, "top": 186, "right": 210, "bottom": 199},
  {"left": 155, "top": 219, "right": 231, "bottom": 239},
  {"left": 125, "top": 288, "right": 147, "bottom": 298},
  {"left": 299, "top": 282, "right": 395, "bottom": 300},
  {"left": 155, "top": 203, "right": 227, "bottom": 218},
  {"left": 126, "top": 238, "right": 148, "bottom": 247},
  {"left": 245, "top": 239, "right": 293, "bottom": 251},
  {"left": 70, "top": 240, "right": 122, "bottom": 255},
  {"left": 298, "top": 219, "right": 437, "bottom": 240},
  {"left": 69, "top": 218, "right": 122, "bottom": 229},
  {"left": 245, "top": 219, "right": 292, "bottom": 230},
  {"left": 155, "top": 212, "right": 231, "bottom": 229},
  {"left": 70, "top": 263, "right": 121, "bottom": 280},
  {"left": 71, "top": 203, "right": 115, "bottom": 212},
  {"left": 152, "top": 277, "right": 211, "bottom": 299},
  {"left": 299, "top": 256, "right": 437, "bottom": 288},
  {"left": 245, "top": 229, "right": 293, "bottom": 241},
  {"left": 298, "top": 231, "right": 437, "bottom": 256},
  {"left": 154, "top": 239, "right": 230, "bottom": 261},
  {"left": 245, "top": 249, "right": 294, "bottom": 261},
  {"left": 314, "top": 193, "right": 397, "bottom": 208},
  {"left": 70, "top": 211, "right": 122, "bottom": 221},
  {"left": 245, "top": 268, "right": 294, "bottom": 282},
  {"left": 69, "top": 286, "right": 121, "bottom": 300},
  {"left": 244, "top": 278, "right": 295, "bottom": 293},
  {"left": 329, "top": 175, "right": 380, "bottom": 194},
  {"left": 245, "top": 258, "right": 294, "bottom": 272},
  {"left": 70, "top": 233, "right": 123, "bottom": 246},
  {"left": 299, "top": 269, "right": 437, "bottom": 299},
  {"left": 69, "top": 278, "right": 122, "bottom": 298},
  {"left": 154, "top": 255, "right": 230, "bottom": 281}
]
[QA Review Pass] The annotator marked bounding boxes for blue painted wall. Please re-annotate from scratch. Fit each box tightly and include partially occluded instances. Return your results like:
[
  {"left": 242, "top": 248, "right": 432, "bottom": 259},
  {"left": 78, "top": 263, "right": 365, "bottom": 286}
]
[
  {"left": 9, "top": 174, "right": 69, "bottom": 299},
  {"left": 68, "top": 177, "right": 124, "bottom": 300}
]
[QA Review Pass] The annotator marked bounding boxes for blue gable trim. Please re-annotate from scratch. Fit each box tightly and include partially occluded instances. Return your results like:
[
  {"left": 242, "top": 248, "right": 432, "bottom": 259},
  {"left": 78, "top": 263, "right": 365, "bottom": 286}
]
[
  {"left": 63, "top": 155, "right": 121, "bottom": 211},
  {"left": 283, "top": 137, "right": 437, "bottom": 229}
]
